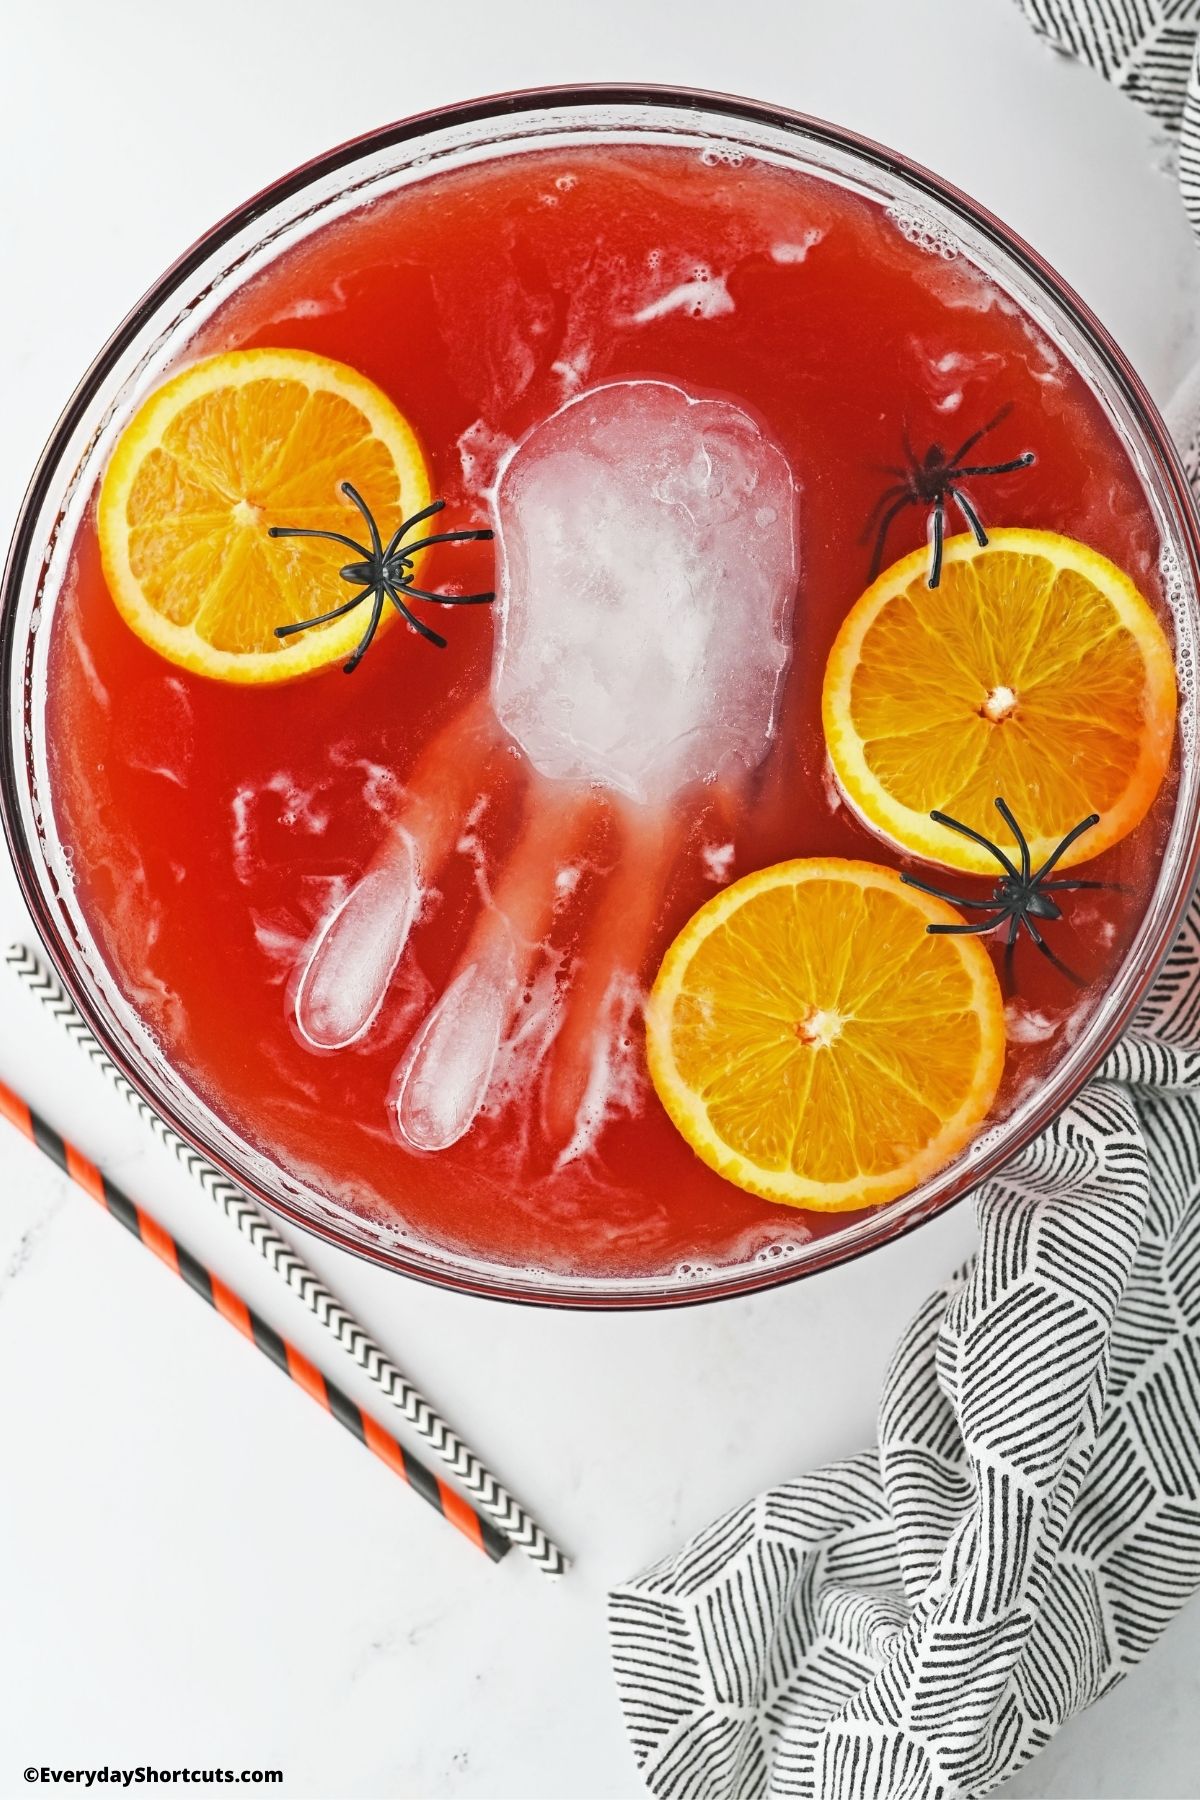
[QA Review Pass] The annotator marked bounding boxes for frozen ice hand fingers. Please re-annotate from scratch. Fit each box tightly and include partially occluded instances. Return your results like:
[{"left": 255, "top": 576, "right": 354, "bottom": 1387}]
[
  {"left": 543, "top": 807, "right": 679, "bottom": 1155},
  {"left": 491, "top": 380, "right": 798, "bottom": 807},
  {"left": 291, "top": 698, "right": 497, "bottom": 1050},
  {"left": 392, "top": 948, "right": 516, "bottom": 1152},
  {"left": 391, "top": 787, "right": 593, "bottom": 1151},
  {"left": 294, "top": 836, "right": 420, "bottom": 1049}
]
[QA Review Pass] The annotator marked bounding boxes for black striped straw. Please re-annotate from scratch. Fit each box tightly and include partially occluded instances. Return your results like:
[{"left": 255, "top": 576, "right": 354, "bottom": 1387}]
[
  {"left": 0, "top": 1075, "right": 510, "bottom": 1562},
  {"left": 6, "top": 944, "right": 569, "bottom": 1580}
]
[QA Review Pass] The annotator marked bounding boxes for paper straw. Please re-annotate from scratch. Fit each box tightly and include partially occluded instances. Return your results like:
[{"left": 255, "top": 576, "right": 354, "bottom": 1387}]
[
  {"left": 0, "top": 1076, "right": 511, "bottom": 1562},
  {"left": 6, "top": 944, "right": 569, "bottom": 1580}
]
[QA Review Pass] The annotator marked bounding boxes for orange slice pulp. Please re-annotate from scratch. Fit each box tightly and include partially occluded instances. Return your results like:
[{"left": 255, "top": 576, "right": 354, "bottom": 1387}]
[
  {"left": 822, "top": 530, "right": 1177, "bottom": 873},
  {"left": 645, "top": 858, "right": 1006, "bottom": 1211},
  {"left": 98, "top": 348, "right": 431, "bottom": 682}
]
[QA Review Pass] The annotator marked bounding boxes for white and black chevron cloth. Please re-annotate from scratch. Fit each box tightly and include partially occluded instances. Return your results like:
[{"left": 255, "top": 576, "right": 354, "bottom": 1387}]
[
  {"left": 1018, "top": 1, "right": 1200, "bottom": 489},
  {"left": 608, "top": 894, "right": 1200, "bottom": 1798},
  {"left": 1017, "top": 2, "right": 1200, "bottom": 232}
]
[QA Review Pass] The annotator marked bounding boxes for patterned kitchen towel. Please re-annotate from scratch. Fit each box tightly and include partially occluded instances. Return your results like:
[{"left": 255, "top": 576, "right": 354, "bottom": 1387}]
[
  {"left": 1017, "top": 1, "right": 1200, "bottom": 236},
  {"left": 608, "top": 882, "right": 1200, "bottom": 1800},
  {"left": 1017, "top": 3, "right": 1200, "bottom": 630}
]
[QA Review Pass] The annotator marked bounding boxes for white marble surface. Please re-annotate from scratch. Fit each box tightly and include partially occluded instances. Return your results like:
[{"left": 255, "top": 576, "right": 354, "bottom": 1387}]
[{"left": 2, "top": 2, "right": 1200, "bottom": 1795}]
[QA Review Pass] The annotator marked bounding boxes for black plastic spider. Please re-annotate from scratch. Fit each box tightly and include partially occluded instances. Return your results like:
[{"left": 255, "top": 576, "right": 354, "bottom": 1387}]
[
  {"left": 862, "top": 404, "right": 1036, "bottom": 589},
  {"left": 899, "top": 797, "right": 1112, "bottom": 987},
  {"left": 270, "top": 482, "right": 495, "bottom": 671}
]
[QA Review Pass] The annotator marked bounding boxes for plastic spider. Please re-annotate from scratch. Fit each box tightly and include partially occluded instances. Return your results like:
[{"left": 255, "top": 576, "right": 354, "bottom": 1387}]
[
  {"left": 900, "top": 797, "right": 1110, "bottom": 987},
  {"left": 270, "top": 482, "right": 495, "bottom": 671},
  {"left": 862, "top": 404, "right": 1035, "bottom": 589}
]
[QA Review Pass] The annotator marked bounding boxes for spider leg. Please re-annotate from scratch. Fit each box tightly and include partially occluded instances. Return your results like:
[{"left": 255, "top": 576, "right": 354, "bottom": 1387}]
[
  {"left": 341, "top": 482, "right": 385, "bottom": 562},
  {"left": 1020, "top": 915, "right": 1085, "bottom": 987},
  {"left": 387, "top": 527, "right": 496, "bottom": 560},
  {"left": 928, "top": 498, "right": 945, "bottom": 588},
  {"left": 929, "top": 808, "right": 1020, "bottom": 878},
  {"left": 953, "top": 452, "right": 1036, "bottom": 478},
  {"left": 858, "top": 483, "right": 910, "bottom": 542},
  {"left": 994, "top": 797, "right": 1031, "bottom": 883},
  {"left": 386, "top": 514, "right": 471, "bottom": 561},
  {"left": 948, "top": 403, "right": 1013, "bottom": 465},
  {"left": 948, "top": 484, "right": 988, "bottom": 548},
  {"left": 1030, "top": 812, "right": 1101, "bottom": 883},
  {"left": 273, "top": 583, "right": 373, "bottom": 639},
  {"left": 926, "top": 913, "right": 1010, "bottom": 937},
  {"left": 342, "top": 587, "right": 389, "bottom": 674},
  {"left": 397, "top": 582, "right": 496, "bottom": 607},
  {"left": 1039, "top": 878, "right": 1120, "bottom": 893},
  {"left": 383, "top": 581, "right": 447, "bottom": 650},
  {"left": 386, "top": 498, "right": 447, "bottom": 554},
  {"left": 995, "top": 917, "right": 1023, "bottom": 995},
  {"left": 267, "top": 524, "right": 370, "bottom": 557},
  {"left": 900, "top": 872, "right": 1005, "bottom": 910},
  {"left": 868, "top": 496, "right": 915, "bottom": 579}
]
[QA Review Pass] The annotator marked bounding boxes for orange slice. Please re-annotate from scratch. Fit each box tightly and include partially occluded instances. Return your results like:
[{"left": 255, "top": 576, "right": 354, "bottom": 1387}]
[
  {"left": 98, "top": 348, "right": 431, "bottom": 682},
  {"left": 822, "top": 530, "right": 1177, "bottom": 874},
  {"left": 645, "top": 859, "right": 1005, "bottom": 1211}
]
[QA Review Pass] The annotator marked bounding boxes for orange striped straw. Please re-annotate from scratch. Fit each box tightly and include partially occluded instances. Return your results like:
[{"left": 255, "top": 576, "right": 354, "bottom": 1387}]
[{"left": 0, "top": 1076, "right": 509, "bottom": 1563}]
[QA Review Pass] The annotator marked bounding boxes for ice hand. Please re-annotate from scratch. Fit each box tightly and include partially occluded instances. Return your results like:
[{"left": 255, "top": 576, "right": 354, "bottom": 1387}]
[
  {"left": 292, "top": 380, "right": 799, "bottom": 1157},
  {"left": 491, "top": 379, "right": 797, "bottom": 805}
]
